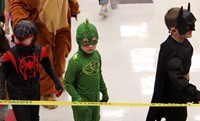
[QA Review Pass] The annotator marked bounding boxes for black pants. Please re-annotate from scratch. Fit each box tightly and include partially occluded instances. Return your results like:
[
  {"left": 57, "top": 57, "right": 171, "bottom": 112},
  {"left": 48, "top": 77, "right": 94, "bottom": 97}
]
[
  {"left": 8, "top": 85, "right": 40, "bottom": 121},
  {"left": 12, "top": 105, "right": 39, "bottom": 121},
  {"left": 164, "top": 107, "right": 187, "bottom": 121}
]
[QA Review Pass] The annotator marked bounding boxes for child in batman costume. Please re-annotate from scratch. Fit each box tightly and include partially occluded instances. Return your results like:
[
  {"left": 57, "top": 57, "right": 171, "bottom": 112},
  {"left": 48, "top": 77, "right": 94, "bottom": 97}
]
[
  {"left": 146, "top": 3, "right": 200, "bottom": 121},
  {"left": 64, "top": 19, "right": 109, "bottom": 121},
  {"left": 0, "top": 20, "right": 63, "bottom": 121}
]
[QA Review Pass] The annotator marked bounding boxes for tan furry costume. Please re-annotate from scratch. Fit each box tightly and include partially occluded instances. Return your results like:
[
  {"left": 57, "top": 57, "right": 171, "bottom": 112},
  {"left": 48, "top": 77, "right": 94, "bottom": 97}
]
[{"left": 10, "top": 0, "right": 80, "bottom": 101}]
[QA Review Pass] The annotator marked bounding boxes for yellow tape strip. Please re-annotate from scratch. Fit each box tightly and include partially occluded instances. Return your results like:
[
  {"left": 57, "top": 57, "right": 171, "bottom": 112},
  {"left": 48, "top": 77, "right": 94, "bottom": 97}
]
[{"left": 0, "top": 100, "right": 199, "bottom": 107}]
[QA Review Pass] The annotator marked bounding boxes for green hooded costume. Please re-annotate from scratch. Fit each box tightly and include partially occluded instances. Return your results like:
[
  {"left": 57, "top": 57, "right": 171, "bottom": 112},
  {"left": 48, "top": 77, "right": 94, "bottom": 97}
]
[{"left": 64, "top": 19, "right": 109, "bottom": 121}]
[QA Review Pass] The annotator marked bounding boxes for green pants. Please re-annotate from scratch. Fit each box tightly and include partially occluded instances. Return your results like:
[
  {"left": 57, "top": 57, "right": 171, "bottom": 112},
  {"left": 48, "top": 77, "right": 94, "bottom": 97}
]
[{"left": 72, "top": 106, "right": 100, "bottom": 121}]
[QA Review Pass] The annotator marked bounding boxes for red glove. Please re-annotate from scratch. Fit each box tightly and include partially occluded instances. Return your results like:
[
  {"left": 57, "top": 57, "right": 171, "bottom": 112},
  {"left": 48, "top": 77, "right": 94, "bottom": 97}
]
[
  {"left": 0, "top": 104, "right": 6, "bottom": 107},
  {"left": 55, "top": 89, "right": 63, "bottom": 97}
]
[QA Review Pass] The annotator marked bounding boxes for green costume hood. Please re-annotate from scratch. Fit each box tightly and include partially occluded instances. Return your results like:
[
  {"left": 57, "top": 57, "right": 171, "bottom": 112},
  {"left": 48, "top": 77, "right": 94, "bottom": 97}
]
[{"left": 76, "top": 19, "right": 99, "bottom": 46}]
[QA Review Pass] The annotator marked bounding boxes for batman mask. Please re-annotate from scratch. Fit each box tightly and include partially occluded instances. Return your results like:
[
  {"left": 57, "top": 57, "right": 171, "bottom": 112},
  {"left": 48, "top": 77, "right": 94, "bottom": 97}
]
[{"left": 177, "top": 3, "right": 197, "bottom": 35}]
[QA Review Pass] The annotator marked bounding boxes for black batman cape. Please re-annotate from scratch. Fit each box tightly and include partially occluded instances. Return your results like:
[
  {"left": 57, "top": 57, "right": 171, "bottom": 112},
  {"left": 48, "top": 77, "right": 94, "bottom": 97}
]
[{"left": 146, "top": 35, "right": 193, "bottom": 121}]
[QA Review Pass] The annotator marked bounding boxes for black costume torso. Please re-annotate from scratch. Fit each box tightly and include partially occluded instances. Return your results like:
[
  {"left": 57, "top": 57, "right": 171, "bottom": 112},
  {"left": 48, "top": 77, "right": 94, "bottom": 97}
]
[{"left": 146, "top": 35, "right": 200, "bottom": 121}]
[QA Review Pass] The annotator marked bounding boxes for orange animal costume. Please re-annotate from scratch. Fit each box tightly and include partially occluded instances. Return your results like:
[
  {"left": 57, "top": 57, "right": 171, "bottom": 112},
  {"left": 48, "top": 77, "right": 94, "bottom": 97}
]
[{"left": 10, "top": 0, "right": 80, "bottom": 109}]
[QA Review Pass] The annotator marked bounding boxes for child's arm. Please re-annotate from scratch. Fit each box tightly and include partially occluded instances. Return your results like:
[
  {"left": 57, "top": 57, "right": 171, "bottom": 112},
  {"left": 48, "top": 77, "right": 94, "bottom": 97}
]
[
  {"left": 167, "top": 57, "right": 200, "bottom": 102},
  {"left": 0, "top": 69, "right": 6, "bottom": 99},
  {"left": 98, "top": 53, "right": 109, "bottom": 102},
  {"left": 0, "top": 56, "right": 8, "bottom": 99},
  {"left": 64, "top": 59, "right": 82, "bottom": 102},
  {"left": 100, "top": 74, "right": 109, "bottom": 102},
  {"left": 0, "top": 65, "right": 5, "bottom": 99},
  {"left": 40, "top": 47, "right": 63, "bottom": 97}
]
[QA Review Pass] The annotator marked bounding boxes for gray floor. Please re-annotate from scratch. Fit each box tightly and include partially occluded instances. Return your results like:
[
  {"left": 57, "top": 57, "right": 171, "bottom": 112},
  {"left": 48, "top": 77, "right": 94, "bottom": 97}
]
[{"left": 39, "top": 0, "right": 200, "bottom": 121}]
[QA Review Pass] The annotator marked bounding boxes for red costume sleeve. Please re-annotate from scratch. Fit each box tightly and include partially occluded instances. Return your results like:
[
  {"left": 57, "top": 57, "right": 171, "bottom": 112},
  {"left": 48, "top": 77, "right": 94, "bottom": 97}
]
[
  {"left": 3, "top": 51, "right": 18, "bottom": 73},
  {"left": 40, "top": 47, "right": 48, "bottom": 61}
]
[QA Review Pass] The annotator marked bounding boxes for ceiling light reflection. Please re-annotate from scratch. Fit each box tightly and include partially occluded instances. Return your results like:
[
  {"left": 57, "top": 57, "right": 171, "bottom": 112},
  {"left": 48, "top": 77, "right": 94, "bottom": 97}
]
[
  {"left": 191, "top": 54, "right": 200, "bottom": 71},
  {"left": 140, "top": 75, "right": 154, "bottom": 95},
  {"left": 130, "top": 48, "right": 156, "bottom": 72},
  {"left": 120, "top": 23, "right": 148, "bottom": 38},
  {"left": 102, "top": 108, "right": 125, "bottom": 119},
  {"left": 194, "top": 115, "right": 200, "bottom": 120},
  {"left": 68, "top": 95, "right": 72, "bottom": 101}
]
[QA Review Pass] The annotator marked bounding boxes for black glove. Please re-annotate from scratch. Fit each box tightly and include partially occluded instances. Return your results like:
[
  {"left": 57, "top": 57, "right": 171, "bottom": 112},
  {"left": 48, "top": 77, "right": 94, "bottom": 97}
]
[
  {"left": 100, "top": 90, "right": 109, "bottom": 102},
  {"left": 71, "top": 15, "right": 78, "bottom": 21}
]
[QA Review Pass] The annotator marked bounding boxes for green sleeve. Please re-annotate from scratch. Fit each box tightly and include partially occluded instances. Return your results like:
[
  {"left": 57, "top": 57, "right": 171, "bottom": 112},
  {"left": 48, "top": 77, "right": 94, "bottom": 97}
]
[
  {"left": 100, "top": 65, "right": 107, "bottom": 93},
  {"left": 64, "top": 58, "right": 81, "bottom": 101},
  {"left": 100, "top": 72, "right": 107, "bottom": 93},
  {"left": 97, "top": 52, "right": 107, "bottom": 93}
]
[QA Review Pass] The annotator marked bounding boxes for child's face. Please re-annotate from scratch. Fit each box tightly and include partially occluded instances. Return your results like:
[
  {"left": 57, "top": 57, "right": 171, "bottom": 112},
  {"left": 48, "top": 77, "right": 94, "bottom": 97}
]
[
  {"left": 172, "top": 27, "right": 193, "bottom": 39},
  {"left": 177, "top": 29, "right": 193, "bottom": 39},
  {"left": 80, "top": 37, "right": 97, "bottom": 54},
  {"left": 183, "top": 31, "right": 193, "bottom": 38},
  {"left": 81, "top": 44, "right": 97, "bottom": 54}
]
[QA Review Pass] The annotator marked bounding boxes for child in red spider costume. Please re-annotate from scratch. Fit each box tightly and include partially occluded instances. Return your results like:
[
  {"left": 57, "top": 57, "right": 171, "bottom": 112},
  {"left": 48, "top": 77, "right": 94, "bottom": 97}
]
[{"left": 0, "top": 20, "right": 63, "bottom": 121}]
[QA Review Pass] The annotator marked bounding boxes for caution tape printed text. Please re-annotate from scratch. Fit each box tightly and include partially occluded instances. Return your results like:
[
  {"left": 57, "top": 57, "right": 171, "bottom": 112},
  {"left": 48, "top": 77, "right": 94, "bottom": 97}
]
[{"left": 0, "top": 100, "right": 199, "bottom": 107}]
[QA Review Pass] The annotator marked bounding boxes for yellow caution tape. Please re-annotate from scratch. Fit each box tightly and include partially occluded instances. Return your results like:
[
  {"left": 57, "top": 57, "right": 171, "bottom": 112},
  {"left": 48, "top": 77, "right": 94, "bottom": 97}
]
[{"left": 0, "top": 100, "right": 199, "bottom": 107}]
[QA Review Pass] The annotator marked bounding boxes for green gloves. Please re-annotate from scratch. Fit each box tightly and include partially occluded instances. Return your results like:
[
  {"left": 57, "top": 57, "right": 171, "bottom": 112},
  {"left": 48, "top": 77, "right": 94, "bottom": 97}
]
[
  {"left": 100, "top": 90, "right": 109, "bottom": 102},
  {"left": 74, "top": 97, "right": 82, "bottom": 102}
]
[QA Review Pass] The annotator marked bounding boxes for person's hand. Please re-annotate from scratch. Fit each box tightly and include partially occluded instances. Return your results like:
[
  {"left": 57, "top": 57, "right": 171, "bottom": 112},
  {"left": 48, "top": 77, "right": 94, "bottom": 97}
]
[
  {"left": 55, "top": 82, "right": 63, "bottom": 97},
  {"left": 69, "top": 0, "right": 80, "bottom": 21},
  {"left": 73, "top": 97, "right": 82, "bottom": 102},
  {"left": 55, "top": 89, "right": 63, "bottom": 97},
  {"left": 71, "top": 15, "right": 78, "bottom": 21},
  {"left": 100, "top": 90, "right": 109, "bottom": 102}
]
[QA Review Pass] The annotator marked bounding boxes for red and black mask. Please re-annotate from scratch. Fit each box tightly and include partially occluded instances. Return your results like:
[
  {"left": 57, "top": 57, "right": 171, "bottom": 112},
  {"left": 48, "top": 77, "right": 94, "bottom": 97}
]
[
  {"left": 13, "top": 20, "right": 37, "bottom": 52},
  {"left": 177, "top": 3, "right": 196, "bottom": 35},
  {"left": 14, "top": 35, "right": 34, "bottom": 47}
]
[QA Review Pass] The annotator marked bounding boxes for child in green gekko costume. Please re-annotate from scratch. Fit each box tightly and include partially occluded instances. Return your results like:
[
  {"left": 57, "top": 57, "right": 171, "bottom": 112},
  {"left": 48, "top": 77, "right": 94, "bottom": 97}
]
[{"left": 64, "top": 19, "right": 109, "bottom": 121}]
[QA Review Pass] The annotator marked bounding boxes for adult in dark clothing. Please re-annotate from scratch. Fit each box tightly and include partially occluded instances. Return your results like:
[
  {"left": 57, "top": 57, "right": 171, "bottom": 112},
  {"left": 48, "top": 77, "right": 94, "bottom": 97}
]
[
  {"left": 0, "top": 20, "right": 63, "bottom": 121},
  {"left": 146, "top": 3, "right": 200, "bottom": 121}
]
